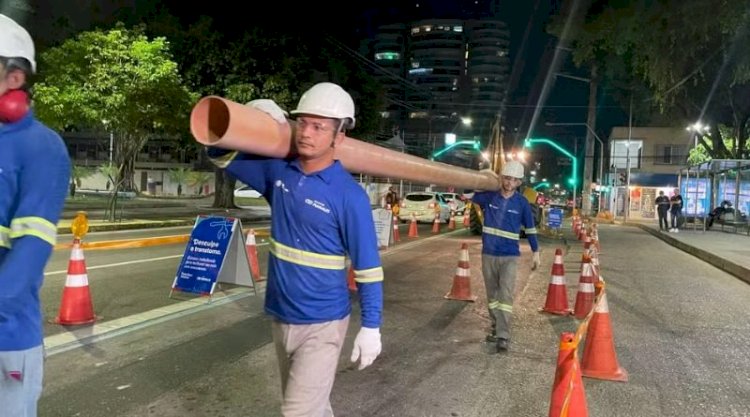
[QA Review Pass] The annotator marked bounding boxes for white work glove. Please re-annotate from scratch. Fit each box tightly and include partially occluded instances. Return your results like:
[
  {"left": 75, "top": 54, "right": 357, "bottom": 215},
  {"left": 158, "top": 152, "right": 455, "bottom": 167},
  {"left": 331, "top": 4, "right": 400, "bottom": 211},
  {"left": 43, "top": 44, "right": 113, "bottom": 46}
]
[
  {"left": 532, "top": 251, "right": 541, "bottom": 271},
  {"left": 350, "top": 327, "right": 382, "bottom": 370},
  {"left": 246, "top": 99, "right": 288, "bottom": 124}
]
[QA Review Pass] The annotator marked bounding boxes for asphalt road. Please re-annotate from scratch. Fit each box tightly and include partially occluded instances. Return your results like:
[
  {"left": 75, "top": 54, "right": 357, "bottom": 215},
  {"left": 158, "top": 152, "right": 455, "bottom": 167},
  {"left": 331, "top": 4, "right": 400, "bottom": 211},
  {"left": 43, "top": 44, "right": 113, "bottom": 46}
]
[{"left": 39, "top": 224, "right": 750, "bottom": 417}]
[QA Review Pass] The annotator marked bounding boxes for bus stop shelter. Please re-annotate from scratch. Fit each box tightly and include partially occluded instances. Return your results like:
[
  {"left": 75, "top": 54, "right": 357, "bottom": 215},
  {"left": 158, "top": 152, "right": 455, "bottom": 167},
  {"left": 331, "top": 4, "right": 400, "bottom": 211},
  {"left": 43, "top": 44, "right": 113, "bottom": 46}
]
[{"left": 679, "top": 159, "right": 750, "bottom": 233}]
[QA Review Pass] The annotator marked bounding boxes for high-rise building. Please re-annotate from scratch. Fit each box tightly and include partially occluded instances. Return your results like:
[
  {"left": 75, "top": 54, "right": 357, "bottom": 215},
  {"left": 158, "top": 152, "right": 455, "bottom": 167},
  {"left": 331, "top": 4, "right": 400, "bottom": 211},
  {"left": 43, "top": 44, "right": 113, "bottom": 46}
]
[{"left": 370, "top": 14, "right": 510, "bottom": 164}]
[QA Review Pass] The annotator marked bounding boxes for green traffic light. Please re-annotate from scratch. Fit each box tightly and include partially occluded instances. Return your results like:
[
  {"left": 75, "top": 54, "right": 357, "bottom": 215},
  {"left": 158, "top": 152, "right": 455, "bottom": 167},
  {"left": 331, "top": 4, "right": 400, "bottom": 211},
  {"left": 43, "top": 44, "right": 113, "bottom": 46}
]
[{"left": 523, "top": 138, "right": 578, "bottom": 190}]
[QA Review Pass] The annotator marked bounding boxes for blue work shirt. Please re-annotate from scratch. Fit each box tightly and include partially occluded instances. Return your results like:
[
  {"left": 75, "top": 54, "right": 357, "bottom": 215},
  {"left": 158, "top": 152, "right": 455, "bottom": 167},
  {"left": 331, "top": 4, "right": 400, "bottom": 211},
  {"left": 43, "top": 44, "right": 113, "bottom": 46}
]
[
  {"left": 0, "top": 112, "right": 71, "bottom": 350},
  {"left": 472, "top": 190, "right": 539, "bottom": 257},
  {"left": 207, "top": 148, "right": 384, "bottom": 328}
]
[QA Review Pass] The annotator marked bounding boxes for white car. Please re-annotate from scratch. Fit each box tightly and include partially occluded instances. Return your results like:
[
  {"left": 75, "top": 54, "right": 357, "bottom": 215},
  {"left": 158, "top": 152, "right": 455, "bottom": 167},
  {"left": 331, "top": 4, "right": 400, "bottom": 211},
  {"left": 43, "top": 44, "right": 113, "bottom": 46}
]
[
  {"left": 440, "top": 192, "right": 467, "bottom": 215},
  {"left": 234, "top": 186, "right": 262, "bottom": 199},
  {"left": 398, "top": 192, "right": 451, "bottom": 223}
]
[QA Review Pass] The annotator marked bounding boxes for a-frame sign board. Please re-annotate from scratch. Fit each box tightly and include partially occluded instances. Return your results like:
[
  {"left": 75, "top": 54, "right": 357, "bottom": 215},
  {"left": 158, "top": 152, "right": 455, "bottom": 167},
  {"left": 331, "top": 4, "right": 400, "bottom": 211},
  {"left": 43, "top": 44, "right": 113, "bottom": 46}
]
[{"left": 170, "top": 215, "right": 256, "bottom": 302}]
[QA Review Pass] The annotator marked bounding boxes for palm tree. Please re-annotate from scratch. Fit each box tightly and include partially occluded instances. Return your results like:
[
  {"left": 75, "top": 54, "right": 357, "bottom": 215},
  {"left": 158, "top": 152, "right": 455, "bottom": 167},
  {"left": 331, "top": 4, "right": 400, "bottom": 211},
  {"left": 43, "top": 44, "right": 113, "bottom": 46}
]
[
  {"left": 188, "top": 171, "right": 212, "bottom": 196},
  {"left": 69, "top": 165, "right": 94, "bottom": 197},
  {"left": 167, "top": 167, "right": 191, "bottom": 197}
]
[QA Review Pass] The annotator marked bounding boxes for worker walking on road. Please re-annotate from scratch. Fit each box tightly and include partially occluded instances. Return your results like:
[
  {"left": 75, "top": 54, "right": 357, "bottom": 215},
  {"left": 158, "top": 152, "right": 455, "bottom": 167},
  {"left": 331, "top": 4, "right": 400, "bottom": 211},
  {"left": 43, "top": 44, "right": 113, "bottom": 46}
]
[
  {"left": 471, "top": 161, "right": 540, "bottom": 353},
  {"left": 0, "top": 14, "right": 72, "bottom": 416},
  {"left": 206, "top": 82, "right": 384, "bottom": 417}
]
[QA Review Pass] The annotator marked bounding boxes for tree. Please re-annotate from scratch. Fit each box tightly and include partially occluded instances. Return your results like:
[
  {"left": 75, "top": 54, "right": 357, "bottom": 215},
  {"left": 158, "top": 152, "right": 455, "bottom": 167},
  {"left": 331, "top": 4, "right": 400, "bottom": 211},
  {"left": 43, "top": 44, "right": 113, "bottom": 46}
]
[
  {"left": 34, "top": 24, "right": 197, "bottom": 192},
  {"left": 167, "top": 167, "right": 190, "bottom": 197},
  {"left": 187, "top": 171, "right": 212, "bottom": 196},
  {"left": 556, "top": 0, "right": 750, "bottom": 160},
  {"left": 69, "top": 165, "right": 94, "bottom": 197}
]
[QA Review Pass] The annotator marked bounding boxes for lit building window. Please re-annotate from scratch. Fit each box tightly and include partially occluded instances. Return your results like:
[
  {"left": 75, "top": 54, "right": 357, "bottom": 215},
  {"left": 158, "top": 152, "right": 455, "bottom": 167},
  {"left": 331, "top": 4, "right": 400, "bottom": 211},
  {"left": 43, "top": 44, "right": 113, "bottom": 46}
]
[
  {"left": 411, "top": 27, "right": 420, "bottom": 34},
  {"left": 408, "top": 68, "right": 433, "bottom": 75},
  {"left": 375, "top": 52, "right": 401, "bottom": 60},
  {"left": 409, "top": 112, "right": 429, "bottom": 119},
  {"left": 453, "top": 26, "right": 463, "bottom": 32}
]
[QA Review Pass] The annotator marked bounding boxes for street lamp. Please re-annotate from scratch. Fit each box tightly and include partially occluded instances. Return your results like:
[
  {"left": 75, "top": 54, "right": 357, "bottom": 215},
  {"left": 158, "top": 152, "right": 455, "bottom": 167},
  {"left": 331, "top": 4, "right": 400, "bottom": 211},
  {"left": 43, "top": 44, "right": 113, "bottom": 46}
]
[{"left": 686, "top": 122, "right": 709, "bottom": 148}]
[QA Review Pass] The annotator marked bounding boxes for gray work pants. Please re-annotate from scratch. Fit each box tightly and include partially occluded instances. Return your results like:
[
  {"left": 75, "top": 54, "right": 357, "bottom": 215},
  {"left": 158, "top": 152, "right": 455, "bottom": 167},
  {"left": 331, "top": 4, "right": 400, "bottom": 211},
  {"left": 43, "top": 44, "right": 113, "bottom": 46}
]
[
  {"left": 272, "top": 316, "right": 350, "bottom": 417},
  {"left": 481, "top": 254, "right": 519, "bottom": 340},
  {"left": 0, "top": 344, "right": 44, "bottom": 417}
]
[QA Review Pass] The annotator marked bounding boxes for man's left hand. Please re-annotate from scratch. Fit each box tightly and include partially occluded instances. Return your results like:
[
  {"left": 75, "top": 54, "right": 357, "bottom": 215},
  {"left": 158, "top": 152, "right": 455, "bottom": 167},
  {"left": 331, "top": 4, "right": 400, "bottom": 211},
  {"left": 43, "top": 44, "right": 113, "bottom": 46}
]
[{"left": 532, "top": 252, "right": 541, "bottom": 270}]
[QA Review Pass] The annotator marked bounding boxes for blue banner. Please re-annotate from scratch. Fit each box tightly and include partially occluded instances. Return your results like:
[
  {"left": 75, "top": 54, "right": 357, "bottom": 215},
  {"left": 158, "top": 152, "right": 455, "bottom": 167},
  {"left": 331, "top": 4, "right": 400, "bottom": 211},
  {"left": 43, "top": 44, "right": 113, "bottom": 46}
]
[
  {"left": 548, "top": 208, "right": 563, "bottom": 229},
  {"left": 172, "top": 215, "right": 236, "bottom": 295}
]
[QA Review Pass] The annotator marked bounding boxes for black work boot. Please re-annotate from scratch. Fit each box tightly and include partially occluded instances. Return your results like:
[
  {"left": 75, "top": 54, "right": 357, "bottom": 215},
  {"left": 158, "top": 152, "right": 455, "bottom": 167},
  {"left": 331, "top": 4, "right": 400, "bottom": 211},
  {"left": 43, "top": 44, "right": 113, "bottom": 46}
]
[
  {"left": 495, "top": 338, "right": 510, "bottom": 352},
  {"left": 485, "top": 330, "right": 498, "bottom": 343}
]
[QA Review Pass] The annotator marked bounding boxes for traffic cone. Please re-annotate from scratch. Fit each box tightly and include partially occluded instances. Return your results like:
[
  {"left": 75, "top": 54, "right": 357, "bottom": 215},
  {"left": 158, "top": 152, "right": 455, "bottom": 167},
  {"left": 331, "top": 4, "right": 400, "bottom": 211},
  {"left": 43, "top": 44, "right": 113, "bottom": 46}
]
[
  {"left": 245, "top": 229, "right": 263, "bottom": 282},
  {"left": 408, "top": 213, "right": 419, "bottom": 238},
  {"left": 347, "top": 265, "right": 357, "bottom": 292},
  {"left": 55, "top": 239, "right": 96, "bottom": 325},
  {"left": 463, "top": 209, "right": 470, "bottom": 227},
  {"left": 540, "top": 248, "right": 572, "bottom": 315},
  {"left": 444, "top": 243, "right": 477, "bottom": 302},
  {"left": 448, "top": 212, "right": 456, "bottom": 230},
  {"left": 548, "top": 332, "right": 589, "bottom": 417},
  {"left": 432, "top": 212, "right": 441, "bottom": 233},
  {"left": 581, "top": 290, "right": 628, "bottom": 382},
  {"left": 392, "top": 215, "right": 401, "bottom": 243},
  {"left": 573, "top": 258, "right": 596, "bottom": 319}
]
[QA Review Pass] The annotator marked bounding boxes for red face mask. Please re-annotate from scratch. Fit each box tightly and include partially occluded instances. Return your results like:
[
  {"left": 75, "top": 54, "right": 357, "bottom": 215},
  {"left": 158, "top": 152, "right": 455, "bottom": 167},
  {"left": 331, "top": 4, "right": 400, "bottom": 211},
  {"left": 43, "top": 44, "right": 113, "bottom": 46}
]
[{"left": 0, "top": 89, "right": 29, "bottom": 123}]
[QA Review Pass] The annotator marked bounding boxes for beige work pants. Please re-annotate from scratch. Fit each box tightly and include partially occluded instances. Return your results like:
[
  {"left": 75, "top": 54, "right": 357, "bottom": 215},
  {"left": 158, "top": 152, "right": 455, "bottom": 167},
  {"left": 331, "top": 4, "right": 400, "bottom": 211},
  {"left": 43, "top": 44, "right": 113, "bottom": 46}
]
[{"left": 272, "top": 316, "right": 350, "bottom": 417}]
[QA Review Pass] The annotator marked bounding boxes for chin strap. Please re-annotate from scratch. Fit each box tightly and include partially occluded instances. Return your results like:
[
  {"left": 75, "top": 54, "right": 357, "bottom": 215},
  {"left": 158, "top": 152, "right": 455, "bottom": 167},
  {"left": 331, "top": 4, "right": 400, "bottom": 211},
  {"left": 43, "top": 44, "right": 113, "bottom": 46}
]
[{"left": 0, "top": 90, "right": 29, "bottom": 123}]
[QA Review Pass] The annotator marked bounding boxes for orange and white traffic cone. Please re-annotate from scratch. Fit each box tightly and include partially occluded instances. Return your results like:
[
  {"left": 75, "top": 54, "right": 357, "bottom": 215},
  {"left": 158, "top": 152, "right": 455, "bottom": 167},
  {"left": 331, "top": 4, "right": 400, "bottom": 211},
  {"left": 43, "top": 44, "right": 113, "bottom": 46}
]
[
  {"left": 55, "top": 239, "right": 96, "bottom": 325},
  {"left": 245, "top": 229, "right": 263, "bottom": 282},
  {"left": 581, "top": 288, "right": 628, "bottom": 382},
  {"left": 548, "top": 332, "right": 589, "bottom": 417},
  {"left": 573, "top": 257, "right": 596, "bottom": 319},
  {"left": 540, "top": 248, "right": 572, "bottom": 315},
  {"left": 408, "top": 213, "right": 419, "bottom": 238},
  {"left": 463, "top": 208, "right": 470, "bottom": 227},
  {"left": 444, "top": 243, "right": 477, "bottom": 302},
  {"left": 392, "top": 215, "right": 401, "bottom": 243},
  {"left": 448, "top": 211, "right": 456, "bottom": 230},
  {"left": 432, "top": 212, "right": 441, "bottom": 233}
]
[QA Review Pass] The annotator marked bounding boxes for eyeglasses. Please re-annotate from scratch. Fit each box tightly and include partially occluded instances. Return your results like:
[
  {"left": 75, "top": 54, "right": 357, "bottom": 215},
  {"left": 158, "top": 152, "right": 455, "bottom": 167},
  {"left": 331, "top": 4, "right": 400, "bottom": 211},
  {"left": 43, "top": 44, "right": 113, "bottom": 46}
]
[{"left": 297, "top": 119, "right": 336, "bottom": 134}]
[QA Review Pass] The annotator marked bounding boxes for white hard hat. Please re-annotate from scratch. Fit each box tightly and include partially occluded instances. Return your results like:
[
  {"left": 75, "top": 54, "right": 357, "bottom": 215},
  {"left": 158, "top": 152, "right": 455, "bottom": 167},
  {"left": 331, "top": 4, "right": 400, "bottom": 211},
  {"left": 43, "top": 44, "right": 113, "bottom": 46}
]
[
  {"left": 501, "top": 160, "right": 525, "bottom": 179},
  {"left": 290, "top": 82, "right": 355, "bottom": 129},
  {"left": 0, "top": 14, "right": 36, "bottom": 73}
]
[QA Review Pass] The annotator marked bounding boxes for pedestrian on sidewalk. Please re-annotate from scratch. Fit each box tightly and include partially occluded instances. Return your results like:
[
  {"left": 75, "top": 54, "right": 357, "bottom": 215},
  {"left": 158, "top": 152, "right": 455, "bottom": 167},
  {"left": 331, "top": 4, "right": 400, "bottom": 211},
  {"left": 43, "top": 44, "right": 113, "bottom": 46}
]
[
  {"left": 471, "top": 161, "right": 540, "bottom": 353},
  {"left": 655, "top": 190, "right": 671, "bottom": 231},
  {"left": 206, "top": 83, "right": 383, "bottom": 417},
  {"left": 670, "top": 189, "right": 684, "bottom": 232},
  {"left": 0, "top": 14, "right": 71, "bottom": 416}
]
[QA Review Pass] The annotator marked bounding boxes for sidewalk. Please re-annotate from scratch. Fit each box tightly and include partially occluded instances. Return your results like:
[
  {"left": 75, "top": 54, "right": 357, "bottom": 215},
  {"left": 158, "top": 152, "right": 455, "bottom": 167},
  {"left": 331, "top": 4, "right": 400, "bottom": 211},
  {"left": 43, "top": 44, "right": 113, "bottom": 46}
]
[{"left": 624, "top": 219, "right": 750, "bottom": 284}]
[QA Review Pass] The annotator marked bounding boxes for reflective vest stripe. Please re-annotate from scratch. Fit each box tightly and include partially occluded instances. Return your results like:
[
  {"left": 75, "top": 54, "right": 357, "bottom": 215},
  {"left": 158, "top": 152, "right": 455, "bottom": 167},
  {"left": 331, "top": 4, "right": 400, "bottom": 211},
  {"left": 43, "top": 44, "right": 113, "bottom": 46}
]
[
  {"left": 10, "top": 217, "right": 57, "bottom": 246},
  {"left": 269, "top": 238, "right": 346, "bottom": 270},
  {"left": 0, "top": 225, "right": 10, "bottom": 249},
  {"left": 482, "top": 226, "right": 519, "bottom": 240},
  {"left": 209, "top": 151, "right": 239, "bottom": 168},
  {"left": 354, "top": 266, "right": 384, "bottom": 283}
]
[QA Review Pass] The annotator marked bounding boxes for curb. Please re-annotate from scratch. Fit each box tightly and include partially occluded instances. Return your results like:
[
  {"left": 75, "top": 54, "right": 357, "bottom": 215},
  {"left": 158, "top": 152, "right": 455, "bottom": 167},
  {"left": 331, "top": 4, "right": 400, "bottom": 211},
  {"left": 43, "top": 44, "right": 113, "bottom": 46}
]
[
  {"left": 631, "top": 223, "right": 750, "bottom": 285},
  {"left": 57, "top": 219, "right": 194, "bottom": 235}
]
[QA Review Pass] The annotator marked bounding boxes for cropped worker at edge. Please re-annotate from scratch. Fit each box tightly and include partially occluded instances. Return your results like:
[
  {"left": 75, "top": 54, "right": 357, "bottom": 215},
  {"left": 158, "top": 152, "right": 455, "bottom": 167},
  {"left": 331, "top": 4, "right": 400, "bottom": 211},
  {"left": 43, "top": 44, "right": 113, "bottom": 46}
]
[
  {"left": 471, "top": 160, "right": 540, "bottom": 353},
  {"left": 0, "top": 14, "right": 72, "bottom": 416},
  {"left": 205, "top": 82, "right": 383, "bottom": 417}
]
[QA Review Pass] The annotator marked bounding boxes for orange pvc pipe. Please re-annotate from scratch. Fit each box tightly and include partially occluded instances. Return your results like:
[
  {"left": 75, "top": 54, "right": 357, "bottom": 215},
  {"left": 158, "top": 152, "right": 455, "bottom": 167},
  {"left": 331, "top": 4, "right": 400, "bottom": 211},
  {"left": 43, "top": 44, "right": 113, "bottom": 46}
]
[{"left": 190, "top": 96, "right": 501, "bottom": 191}]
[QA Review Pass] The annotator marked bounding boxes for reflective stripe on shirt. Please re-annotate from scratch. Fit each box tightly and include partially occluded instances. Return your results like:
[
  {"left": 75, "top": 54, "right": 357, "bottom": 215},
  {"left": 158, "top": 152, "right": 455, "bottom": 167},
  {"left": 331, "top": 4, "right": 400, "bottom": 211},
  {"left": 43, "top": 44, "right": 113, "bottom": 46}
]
[
  {"left": 354, "top": 266, "right": 384, "bottom": 283},
  {"left": 483, "top": 225, "right": 519, "bottom": 240},
  {"left": 10, "top": 217, "right": 57, "bottom": 245},
  {"left": 269, "top": 238, "right": 346, "bottom": 270},
  {"left": 208, "top": 150, "right": 239, "bottom": 168},
  {"left": 0, "top": 225, "right": 10, "bottom": 249}
]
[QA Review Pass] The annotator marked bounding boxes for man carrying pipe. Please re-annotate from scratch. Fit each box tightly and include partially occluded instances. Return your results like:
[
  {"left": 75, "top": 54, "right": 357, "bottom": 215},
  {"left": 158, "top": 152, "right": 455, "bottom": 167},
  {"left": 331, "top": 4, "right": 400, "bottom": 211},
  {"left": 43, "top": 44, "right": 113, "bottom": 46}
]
[{"left": 205, "top": 82, "right": 383, "bottom": 417}]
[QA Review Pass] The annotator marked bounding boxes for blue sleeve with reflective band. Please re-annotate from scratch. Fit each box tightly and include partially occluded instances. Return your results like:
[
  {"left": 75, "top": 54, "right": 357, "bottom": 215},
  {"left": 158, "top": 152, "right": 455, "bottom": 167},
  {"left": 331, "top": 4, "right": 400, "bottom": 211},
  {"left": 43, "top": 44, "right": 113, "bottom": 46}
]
[
  {"left": 472, "top": 191, "right": 493, "bottom": 208},
  {"left": 342, "top": 185, "right": 383, "bottom": 328},
  {"left": 520, "top": 198, "right": 539, "bottom": 252},
  {"left": 205, "top": 147, "right": 282, "bottom": 198}
]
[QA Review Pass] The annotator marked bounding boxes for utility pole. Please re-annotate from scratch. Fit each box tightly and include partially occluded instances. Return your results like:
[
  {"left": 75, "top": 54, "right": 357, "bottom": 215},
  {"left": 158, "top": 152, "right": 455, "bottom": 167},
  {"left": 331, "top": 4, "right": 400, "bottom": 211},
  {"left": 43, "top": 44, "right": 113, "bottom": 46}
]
[{"left": 581, "top": 64, "right": 598, "bottom": 216}]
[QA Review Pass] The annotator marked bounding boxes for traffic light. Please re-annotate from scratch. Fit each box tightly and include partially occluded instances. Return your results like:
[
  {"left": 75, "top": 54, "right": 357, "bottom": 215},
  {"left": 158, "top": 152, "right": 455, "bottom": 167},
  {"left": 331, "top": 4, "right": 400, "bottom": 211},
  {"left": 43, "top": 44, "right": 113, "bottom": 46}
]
[{"left": 618, "top": 172, "right": 628, "bottom": 185}]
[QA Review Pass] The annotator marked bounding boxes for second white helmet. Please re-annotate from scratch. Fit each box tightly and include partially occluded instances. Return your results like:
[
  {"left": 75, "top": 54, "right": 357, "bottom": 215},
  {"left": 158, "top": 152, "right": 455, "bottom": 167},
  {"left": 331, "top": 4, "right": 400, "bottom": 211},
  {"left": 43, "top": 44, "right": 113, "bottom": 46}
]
[
  {"left": 290, "top": 82, "right": 355, "bottom": 130},
  {"left": 0, "top": 14, "right": 36, "bottom": 73},
  {"left": 501, "top": 160, "right": 525, "bottom": 179}
]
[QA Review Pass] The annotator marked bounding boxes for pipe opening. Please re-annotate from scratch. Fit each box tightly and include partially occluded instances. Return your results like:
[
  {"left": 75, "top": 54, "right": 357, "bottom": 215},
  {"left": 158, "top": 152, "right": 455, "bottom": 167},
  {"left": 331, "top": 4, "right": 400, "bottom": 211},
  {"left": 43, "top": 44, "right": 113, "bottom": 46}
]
[{"left": 206, "top": 98, "right": 230, "bottom": 143}]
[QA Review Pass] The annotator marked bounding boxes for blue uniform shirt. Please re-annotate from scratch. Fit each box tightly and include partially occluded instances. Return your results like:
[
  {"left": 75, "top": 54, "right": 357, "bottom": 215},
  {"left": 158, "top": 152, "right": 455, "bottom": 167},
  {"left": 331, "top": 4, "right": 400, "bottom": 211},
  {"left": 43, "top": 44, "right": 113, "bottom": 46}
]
[
  {"left": 472, "top": 190, "right": 539, "bottom": 257},
  {"left": 207, "top": 148, "right": 384, "bottom": 328},
  {"left": 0, "top": 112, "right": 71, "bottom": 350}
]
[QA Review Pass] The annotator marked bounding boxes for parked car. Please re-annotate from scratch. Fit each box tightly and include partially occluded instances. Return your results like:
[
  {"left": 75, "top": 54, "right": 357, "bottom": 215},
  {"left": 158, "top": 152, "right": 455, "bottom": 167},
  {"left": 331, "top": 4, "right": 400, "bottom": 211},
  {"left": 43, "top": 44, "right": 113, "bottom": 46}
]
[
  {"left": 398, "top": 192, "right": 451, "bottom": 223},
  {"left": 440, "top": 192, "right": 467, "bottom": 215},
  {"left": 234, "top": 186, "right": 262, "bottom": 199}
]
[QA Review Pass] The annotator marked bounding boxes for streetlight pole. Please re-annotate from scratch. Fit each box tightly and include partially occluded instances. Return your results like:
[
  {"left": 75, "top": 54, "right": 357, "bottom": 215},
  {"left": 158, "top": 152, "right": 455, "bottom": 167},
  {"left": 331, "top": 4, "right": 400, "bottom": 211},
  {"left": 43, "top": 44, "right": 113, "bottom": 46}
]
[{"left": 545, "top": 122, "right": 604, "bottom": 185}]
